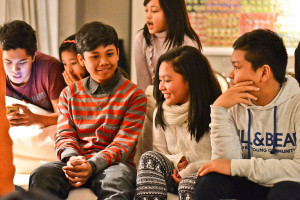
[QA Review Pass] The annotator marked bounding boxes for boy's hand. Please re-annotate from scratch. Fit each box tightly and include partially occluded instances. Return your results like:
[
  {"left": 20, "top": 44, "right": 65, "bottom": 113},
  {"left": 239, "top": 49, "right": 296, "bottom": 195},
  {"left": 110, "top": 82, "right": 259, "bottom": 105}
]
[
  {"left": 62, "top": 70, "right": 80, "bottom": 86},
  {"left": 7, "top": 104, "right": 37, "bottom": 127},
  {"left": 63, "top": 156, "right": 92, "bottom": 188},
  {"left": 171, "top": 169, "right": 182, "bottom": 183},
  {"left": 177, "top": 156, "right": 188, "bottom": 171},
  {"left": 196, "top": 159, "right": 231, "bottom": 177},
  {"left": 213, "top": 81, "right": 259, "bottom": 109}
]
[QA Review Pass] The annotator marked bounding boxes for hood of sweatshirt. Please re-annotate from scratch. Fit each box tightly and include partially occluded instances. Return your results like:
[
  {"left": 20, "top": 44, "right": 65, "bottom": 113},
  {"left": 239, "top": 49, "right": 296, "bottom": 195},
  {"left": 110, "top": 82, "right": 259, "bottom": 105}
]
[
  {"left": 241, "top": 75, "right": 300, "bottom": 110},
  {"left": 234, "top": 75, "right": 300, "bottom": 158}
]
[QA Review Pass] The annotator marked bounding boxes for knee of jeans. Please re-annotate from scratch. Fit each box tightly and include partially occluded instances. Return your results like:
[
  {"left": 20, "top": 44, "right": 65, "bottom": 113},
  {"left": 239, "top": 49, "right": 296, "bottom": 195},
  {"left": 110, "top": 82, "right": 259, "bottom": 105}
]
[
  {"left": 194, "top": 173, "right": 223, "bottom": 194},
  {"left": 29, "top": 166, "right": 51, "bottom": 189},
  {"left": 30, "top": 163, "right": 62, "bottom": 183},
  {"left": 268, "top": 181, "right": 300, "bottom": 200},
  {"left": 91, "top": 164, "right": 136, "bottom": 198},
  {"left": 101, "top": 163, "right": 136, "bottom": 184},
  {"left": 30, "top": 165, "right": 49, "bottom": 179}
]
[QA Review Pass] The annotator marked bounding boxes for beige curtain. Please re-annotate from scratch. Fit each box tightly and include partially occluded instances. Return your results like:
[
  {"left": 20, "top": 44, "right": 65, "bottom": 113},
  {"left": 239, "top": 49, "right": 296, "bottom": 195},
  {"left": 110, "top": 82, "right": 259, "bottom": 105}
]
[{"left": 0, "top": 0, "right": 59, "bottom": 58}]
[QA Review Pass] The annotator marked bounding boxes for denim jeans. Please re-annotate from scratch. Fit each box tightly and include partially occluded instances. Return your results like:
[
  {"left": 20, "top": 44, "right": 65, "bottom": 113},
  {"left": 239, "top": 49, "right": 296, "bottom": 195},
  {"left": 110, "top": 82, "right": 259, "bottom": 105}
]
[
  {"left": 29, "top": 161, "right": 136, "bottom": 200},
  {"left": 194, "top": 172, "right": 300, "bottom": 200}
]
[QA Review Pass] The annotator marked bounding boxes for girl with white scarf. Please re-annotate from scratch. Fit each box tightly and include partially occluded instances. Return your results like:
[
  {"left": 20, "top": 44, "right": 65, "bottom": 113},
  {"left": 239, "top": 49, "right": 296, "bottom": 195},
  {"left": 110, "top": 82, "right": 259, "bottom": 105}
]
[{"left": 135, "top": 46, "right": 222, "bottom": 200}]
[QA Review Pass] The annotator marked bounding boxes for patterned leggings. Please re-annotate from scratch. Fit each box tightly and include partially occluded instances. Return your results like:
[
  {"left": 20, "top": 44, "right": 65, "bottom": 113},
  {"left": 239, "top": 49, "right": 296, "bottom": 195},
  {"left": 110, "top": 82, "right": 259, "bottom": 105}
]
[{"left": 135, "top": 151, "right": 197, "bottom": 200}]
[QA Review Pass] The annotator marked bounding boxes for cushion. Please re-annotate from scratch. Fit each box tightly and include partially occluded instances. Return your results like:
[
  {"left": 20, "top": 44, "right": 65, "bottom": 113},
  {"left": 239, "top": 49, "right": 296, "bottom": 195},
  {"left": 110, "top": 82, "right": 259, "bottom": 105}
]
[{"left": 6, "top": 96, "right": 58, "bottom": 174}]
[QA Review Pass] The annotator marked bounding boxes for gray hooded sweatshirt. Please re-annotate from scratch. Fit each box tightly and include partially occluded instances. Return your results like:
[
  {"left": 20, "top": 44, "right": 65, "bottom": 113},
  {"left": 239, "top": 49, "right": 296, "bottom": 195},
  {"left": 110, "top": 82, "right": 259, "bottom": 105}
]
[{"left": 210, "top": 75, "right": 300, "bottom": 187}]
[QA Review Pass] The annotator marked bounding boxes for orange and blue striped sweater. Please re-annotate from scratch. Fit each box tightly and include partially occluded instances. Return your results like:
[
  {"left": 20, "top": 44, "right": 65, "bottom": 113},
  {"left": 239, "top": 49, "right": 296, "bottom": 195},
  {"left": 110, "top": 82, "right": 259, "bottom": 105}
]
[{"left": 55, "top": 70, "right": 147, "bottom": 174}]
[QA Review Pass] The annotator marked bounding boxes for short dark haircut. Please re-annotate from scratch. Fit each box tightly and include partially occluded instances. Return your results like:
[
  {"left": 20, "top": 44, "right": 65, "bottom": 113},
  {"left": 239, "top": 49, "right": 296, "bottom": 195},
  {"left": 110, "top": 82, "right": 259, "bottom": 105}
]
[
  {"left": 154, "top": 46, "right": 222, "bottom": 142},
  {"left": 143, "top": 0, "right": 201, "bottom": 50},
  {"left": 233, "top": 29, "right": 288, "bottom": 85},
  {"left": 75, "top": 21, "right": 119, "bottom": 57},
  {"left": 0, "top": 20, "right": 37, "bottom": 57},
  {"left": 59, "top": 34, "right": 77, "bottom": 62}
]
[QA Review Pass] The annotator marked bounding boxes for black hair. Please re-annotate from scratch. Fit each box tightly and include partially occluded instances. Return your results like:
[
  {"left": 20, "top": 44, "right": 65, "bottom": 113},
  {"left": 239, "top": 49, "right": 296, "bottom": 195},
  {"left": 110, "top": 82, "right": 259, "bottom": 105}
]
[
  {"left": 153, "top": 46, "right": 222, "bottom": 142},
  {"left": 75, "top": 21, "right": 119, "bottom": 57},
  {"left": 143, "top": 0, "right": 201, "bottom": 50},
  {"left": 0, "top": 20, "right": 37, "bottom": 57},
  {"left": 294, "top": 42, "right": 300, "bottom": 84},
  {"left": 233, "top": 29, "right": 288, "bottom": 85},
  {"left": 59, "top": 34, "right": 77, "bottom": 62}
]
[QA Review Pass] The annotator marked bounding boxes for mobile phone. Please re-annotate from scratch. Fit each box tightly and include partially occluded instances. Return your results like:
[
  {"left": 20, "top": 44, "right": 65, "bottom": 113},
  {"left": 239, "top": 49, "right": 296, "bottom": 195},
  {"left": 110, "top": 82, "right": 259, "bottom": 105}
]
[{"left": 6, "top": 106, "right": 19, "bottom": 114}]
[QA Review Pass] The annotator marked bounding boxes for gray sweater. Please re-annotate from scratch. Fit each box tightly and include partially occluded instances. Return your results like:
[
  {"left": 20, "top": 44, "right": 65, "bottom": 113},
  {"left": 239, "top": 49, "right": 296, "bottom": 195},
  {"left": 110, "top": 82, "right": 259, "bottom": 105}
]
[{"left": 210, "top": 76, "right": 300, "bottom": 186}]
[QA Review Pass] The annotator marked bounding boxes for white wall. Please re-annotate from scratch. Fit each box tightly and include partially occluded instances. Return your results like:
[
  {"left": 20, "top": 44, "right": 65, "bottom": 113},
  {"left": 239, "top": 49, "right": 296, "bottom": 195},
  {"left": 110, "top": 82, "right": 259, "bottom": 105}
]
[
  {"left": 58, "top": 0, "right": 77, "bottom": 44},
  {"left": 83, "top": 0, "right": 131, "bottom": 69},
  {"left": 131, "top": 0, "right": 145, "bottom": 83},
  {"left": 59, "top": 0, "right": 131, "bottom": 67}
]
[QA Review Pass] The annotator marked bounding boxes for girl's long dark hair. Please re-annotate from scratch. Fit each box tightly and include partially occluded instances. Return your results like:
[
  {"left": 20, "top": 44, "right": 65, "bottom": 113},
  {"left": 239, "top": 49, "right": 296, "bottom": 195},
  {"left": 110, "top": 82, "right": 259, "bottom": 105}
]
[
  {"left": 154, "top": 46, "right": 221, "bottom": 142},
  {"left": 143, "top": 0, "right": 201, "bottom": 50}
]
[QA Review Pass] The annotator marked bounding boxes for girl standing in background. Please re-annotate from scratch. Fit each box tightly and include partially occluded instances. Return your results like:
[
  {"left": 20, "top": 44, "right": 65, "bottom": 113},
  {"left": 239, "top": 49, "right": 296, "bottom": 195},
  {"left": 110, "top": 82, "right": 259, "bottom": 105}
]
[{"left": 134, "top": 0, "right": 201, "bottom": 91}]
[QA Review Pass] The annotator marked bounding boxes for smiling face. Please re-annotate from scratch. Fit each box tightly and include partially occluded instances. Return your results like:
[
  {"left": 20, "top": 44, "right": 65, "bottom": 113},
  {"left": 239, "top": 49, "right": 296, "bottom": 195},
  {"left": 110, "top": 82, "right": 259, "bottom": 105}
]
[
  {"left": 144, "top": 0, "right": 167, "bottom": 34},
  {"left": 3, "top": 48, "right": 34, "bottom": 86},
  {"left": 158, "top": 61, "right": 189, "bottom": 106},
  {"left": 61, "top": 50, "right": 87, "bottom": 80},
  {"left": 78, "top": 44, "right": 119, "bottom": 84},
  {"left": 229, "top": 49, "right": 261, "bottom": 88}
]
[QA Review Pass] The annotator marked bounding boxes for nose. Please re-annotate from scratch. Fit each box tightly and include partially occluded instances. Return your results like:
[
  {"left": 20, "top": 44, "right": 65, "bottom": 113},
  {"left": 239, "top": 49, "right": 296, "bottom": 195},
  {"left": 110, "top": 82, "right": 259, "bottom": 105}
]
[
  {"left": 228, "top": 69, "right": 234, "bottom": 80},
  {"left": 65, "top": 64, "right": 72, "bottom": 73},
  {"left": 159, "top": 81, "right": 165, "bottom": 91},
  {"left": 145, "top": 10, "right": 151, "bottom": 19},
  {"left": 11, "top": 63, "right": 20, "bottom": 72},
  {"left": 99, "top": 57, "right": 108, "bottom": 67}
]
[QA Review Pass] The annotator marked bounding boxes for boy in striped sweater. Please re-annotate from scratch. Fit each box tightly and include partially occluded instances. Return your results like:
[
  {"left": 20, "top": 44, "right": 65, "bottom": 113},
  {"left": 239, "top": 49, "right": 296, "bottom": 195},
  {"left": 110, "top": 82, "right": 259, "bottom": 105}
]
[{"left": 29, "top": 21, "right": 147, "bottom": 199}]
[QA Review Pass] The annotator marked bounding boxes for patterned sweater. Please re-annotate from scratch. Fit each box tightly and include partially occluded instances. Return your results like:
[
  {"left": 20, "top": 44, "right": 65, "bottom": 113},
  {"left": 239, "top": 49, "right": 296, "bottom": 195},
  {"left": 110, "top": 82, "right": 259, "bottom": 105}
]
[{"left": 55, "top": 70, "right": 147, "bottom": 175}]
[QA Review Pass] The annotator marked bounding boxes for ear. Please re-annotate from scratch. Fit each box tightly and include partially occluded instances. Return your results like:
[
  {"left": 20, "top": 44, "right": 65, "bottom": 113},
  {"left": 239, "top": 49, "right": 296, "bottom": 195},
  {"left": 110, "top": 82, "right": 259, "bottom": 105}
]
[
  {"left": 77, "top": 54, "right": 85, "bottom": 67},
  {"left": 32, "top": 54, "right": 36, "bottom": 62},
  {"left": 117, "top": 48, "right": 119, "bottom": 61},
  {"left": 260, "top": 64, "right": 271, "bottom": 82}
]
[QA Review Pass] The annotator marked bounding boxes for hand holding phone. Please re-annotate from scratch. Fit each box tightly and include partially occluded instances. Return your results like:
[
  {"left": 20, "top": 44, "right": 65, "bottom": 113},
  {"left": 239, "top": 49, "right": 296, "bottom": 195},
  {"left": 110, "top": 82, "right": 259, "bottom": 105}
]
[{"left": 6, "top": 106, "right": 19, "bottom": 115}]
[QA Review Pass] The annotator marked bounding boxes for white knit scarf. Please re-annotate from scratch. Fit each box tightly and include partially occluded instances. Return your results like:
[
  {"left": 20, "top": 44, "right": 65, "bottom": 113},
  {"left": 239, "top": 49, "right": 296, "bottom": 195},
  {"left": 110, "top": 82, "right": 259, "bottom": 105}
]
[{"left": 162, "top": 101, "right": 189, "bottom": 125}]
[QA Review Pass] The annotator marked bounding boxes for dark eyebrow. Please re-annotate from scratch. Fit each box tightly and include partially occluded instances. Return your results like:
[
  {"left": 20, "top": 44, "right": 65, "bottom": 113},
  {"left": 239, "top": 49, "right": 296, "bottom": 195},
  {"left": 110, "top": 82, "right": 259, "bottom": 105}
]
[
  {"left": 90, "top": 52, "right": 99, "bottom": 55},
  {"left": 159, "top": 75, "right": 171, "bottom": 79},
  {"left": 106, "top": 48, "right": 115, "bottom": 52},
  {"left": 231, "top": 60, "right": 239, "bottom": 65},
  {"left": 4, "top": 58, "right": 27, "bottom": 62}
]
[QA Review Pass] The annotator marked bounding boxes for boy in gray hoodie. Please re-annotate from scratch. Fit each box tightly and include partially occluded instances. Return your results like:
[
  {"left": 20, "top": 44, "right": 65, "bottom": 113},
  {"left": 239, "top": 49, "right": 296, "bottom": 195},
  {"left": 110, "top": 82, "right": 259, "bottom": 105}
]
[{"left": 194, "top": 29, "right": 300, "bottom": 200}]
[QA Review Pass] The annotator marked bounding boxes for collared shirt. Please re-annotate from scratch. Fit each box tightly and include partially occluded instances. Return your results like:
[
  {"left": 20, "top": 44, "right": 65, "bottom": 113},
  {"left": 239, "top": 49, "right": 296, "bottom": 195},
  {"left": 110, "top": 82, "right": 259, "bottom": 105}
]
[
  {"left": 87, "top": 69, "right": 121, "bottom": 96},
  {"left": 56, "top": 69, "right": 147, "bottom": 174}
]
